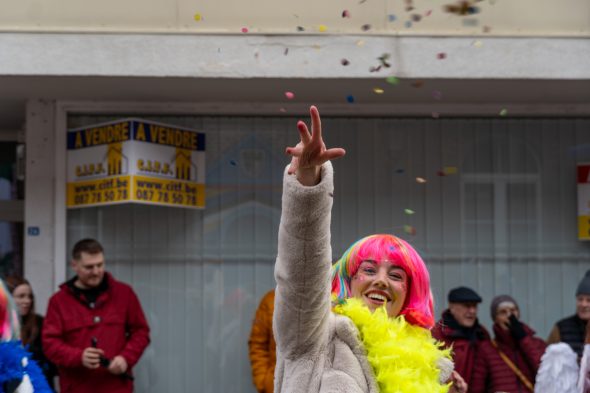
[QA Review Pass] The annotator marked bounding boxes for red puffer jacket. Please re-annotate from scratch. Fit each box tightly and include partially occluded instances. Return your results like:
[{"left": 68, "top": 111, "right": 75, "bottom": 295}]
[
  {"left": 42, "top": 273, "right": 150, "bottom": 393},
  {"left": 470, "top": 322, "right": 546, "bottom": 393},
  {"left": 431, "top": 310, "right": 491, "bottom": 387}
]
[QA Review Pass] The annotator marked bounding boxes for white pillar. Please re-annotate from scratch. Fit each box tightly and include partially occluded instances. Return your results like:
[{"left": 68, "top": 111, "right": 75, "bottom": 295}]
[{"left": 24, "top": 99, "right": 57, "bottom": 314}]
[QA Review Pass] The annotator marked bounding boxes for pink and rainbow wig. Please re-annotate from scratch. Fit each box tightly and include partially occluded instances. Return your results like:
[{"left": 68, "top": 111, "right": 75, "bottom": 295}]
[
  {"left": 331, "top": 234, "right": 435, "bottom": 329},
  {"left": 0, "top": 279, "right": 20, "bottom": 341}
]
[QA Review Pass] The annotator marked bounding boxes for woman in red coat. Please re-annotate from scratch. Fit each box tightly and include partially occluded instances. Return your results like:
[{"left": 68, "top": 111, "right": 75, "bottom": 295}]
[{"left": 470, "top": 295, "right": 546, "bottom": 393}]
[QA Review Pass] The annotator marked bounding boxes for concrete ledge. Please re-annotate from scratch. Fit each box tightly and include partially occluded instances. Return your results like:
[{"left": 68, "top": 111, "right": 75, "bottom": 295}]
[{"left": 0, "top": 33, "right": 588, "bottom": 79}]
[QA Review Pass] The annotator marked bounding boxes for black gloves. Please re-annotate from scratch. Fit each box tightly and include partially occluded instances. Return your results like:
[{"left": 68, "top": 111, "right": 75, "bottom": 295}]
[{"left": 508, "top": 314, "right": 527, "bottom": 341}]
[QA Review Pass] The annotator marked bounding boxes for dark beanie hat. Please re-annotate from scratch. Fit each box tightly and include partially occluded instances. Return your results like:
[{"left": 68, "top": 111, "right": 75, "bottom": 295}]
[
  {"left": 490, "top": 294, "right": 518, "bottom": 320},
  {"left": 576, "top": 270, "right": 590, "bottom": 296},
  {"left": 448, "top": 286, "right": 482, "bottom": 303}
]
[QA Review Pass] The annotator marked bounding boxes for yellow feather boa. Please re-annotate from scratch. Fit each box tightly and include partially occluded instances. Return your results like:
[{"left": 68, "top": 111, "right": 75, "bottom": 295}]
[{"left": 334, "top": 298, "right": 451, "bottom": 393}]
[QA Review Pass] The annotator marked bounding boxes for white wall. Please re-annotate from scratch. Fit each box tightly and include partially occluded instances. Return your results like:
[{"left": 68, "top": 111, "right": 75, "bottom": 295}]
[{"left": 0, "top": 0, "right": 588, "bottom": 36}]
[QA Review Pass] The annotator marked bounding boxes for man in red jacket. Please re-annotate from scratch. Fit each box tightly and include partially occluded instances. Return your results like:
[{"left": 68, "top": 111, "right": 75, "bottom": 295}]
[
  {"left": 42, "top": 238, "right": 150, "bottom": 393},
  {"left": 431, "top": 286, "right": 490, "bottom": 388}
]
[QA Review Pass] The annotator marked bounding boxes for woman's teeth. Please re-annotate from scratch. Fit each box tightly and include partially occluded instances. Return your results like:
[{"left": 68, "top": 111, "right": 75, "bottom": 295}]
[{"left": 368, "top": 293, "right": 387, "bottom": 302}]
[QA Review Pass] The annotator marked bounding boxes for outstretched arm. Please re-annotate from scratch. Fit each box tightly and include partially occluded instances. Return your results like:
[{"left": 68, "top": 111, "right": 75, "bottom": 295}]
[{"left": 273, "top": 106, "right": 345, "bottom": 359}]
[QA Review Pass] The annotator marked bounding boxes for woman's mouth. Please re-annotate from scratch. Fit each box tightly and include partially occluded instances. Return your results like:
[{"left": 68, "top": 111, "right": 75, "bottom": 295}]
[{"left": 365, "top": 291, "right": 392, "bottom": 305}]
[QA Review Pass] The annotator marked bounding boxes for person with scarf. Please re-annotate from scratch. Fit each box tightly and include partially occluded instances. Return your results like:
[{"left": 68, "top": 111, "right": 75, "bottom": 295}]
[
  {"left": 431, "top": 286, "right": 491, "bottom": 387},
  {"left": 470, "top": 295, "right": 546, "bottom": 392},
  {"left": 273, "top": 105, "right": 467, "bottom": 393},
  {"left": 0, "top": 278, "right": 51, "bottom": 393}
]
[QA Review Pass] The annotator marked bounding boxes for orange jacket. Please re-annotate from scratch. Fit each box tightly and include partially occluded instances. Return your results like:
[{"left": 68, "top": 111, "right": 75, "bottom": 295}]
[{"left": 248, "top": 290, "right": 276, "bottom": 393}]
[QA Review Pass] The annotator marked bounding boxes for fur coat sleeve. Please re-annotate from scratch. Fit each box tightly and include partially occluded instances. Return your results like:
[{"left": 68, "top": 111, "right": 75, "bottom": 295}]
[{"left": 273, "top": 162, "right": 334, "bottom": 360}]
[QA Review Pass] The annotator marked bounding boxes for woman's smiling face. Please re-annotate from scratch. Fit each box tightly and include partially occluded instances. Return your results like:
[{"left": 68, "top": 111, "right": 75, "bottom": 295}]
[{"left": 350, "top": 260, "right": 408, "bottom": 318}]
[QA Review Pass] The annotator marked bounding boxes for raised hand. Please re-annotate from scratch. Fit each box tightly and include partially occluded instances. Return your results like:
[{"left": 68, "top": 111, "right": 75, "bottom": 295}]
[{"left": 286, "top": 106, "right": 345, "bottom": 186}]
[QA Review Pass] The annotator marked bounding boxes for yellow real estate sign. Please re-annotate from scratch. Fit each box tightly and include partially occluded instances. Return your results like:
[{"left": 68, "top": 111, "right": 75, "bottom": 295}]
[{"left": 67, "top": 119, "right": 205, "bottom": 209}]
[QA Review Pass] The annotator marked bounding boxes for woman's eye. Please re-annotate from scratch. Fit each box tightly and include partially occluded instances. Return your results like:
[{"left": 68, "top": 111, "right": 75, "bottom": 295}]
[
  {"left": 389, "top": 273, "right": 403, "bottom": 280},
  {"left": 363, "top": 267, "right": 376, "bottom": 274}
]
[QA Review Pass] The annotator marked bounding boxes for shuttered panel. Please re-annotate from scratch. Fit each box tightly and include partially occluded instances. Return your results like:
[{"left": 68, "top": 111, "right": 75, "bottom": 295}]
[{"left": 67, "top": 115, "right": 590, "bottom": 393}]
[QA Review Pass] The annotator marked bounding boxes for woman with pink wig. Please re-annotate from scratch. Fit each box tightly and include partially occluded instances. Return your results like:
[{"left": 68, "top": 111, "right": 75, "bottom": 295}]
[{"left": 273, "top": 106, "right": 467, "bottom": 393}]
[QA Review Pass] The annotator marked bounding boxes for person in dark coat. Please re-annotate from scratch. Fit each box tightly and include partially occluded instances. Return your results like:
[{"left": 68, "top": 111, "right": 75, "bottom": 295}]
[
  {"left": 470, "top": 295, "right": 546, "bottom": 393},
  {"left": 431, "top": 286, "right": 491, "bottom": 387},
  {"left": 547, "top": 269, "right": 590, "bottom": 358}
]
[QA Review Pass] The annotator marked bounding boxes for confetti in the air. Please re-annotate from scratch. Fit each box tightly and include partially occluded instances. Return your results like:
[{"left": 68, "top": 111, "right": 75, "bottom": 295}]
[
  {"left": 444, "top": 166, "right": 458, "bottom": 175},
  {"left": 341, "top": 59, "right": 350, "bottom": 66},
  {"left": 395, "top": 168, "right": 405, "bottom": 174},
  {"left": 342, "top": 10, "right": 351, "bottom": 18},
  {"left": 356, "top": 40, "right": 365, "bottom": 46},
  {"left": 241, "top": 27, "right": 249, "bottom": 33},
  {"left": 444, "top": 0, "right": 480, "bottom": 15},
  {"left": 424, "top": 10, "right": 433, "bottom": 16},
  {"left": 194, "top": 13, "right": 202, "bottom": 22},
  {"left": 297, "top": 26, "right": 305, "bottom": 32},
  {"left": 285, "top": 91, "right": 295, "bottom": 99},
  {"left": 437, "top": 170, "right": 446, "bottom": 177},
  {"left": 483, "top": 25, "right": 492, "bottom": 33},
  {"left": 386, "top": 76, "right": 399, "bottom": 85},
  {"left": 411, "top": 80, "right": 424, "bottom": 88},
  {"left": 472, "top": 40, "right": 483, "bottom": 48},
  {"left": 500, "top": 108, "right": 508, "bottom": 116},
  {"left": 437, "top": 52, "right": 447, "bottom": 60},
  {"left": 230, "top": 160, "right": 237, "bottom": 166},
  {"left": 319, "top": 25, "right": 328, "bottom": 32},
  {"left": 279, "top": 108, "right": 287, "bottom": 113},
  {"left": 284, "top": 48, "right": 289, "bottom": 55},
  {"left": 373, "top": 87, "right": 385, "bottom": 94},
  {"left": 405, "top": 21, "right": 413, "bottom": 28},
  {"left": 388, "top": 14, "right": 397, "bottom": 22},
  {"left": 378, "top": 53, "right": 392, "bottom": 68},
  {"left": 411, "top": 14, "right": 422, "bottom": 22},
  {"left": 361, "top": 24, "right": 372, "bottom": 31},
  {"left": 404, "top": 225, "right": 417, "bottom": 236},
  {"left": 346, "top": 95, "right": 355, "bottom": 103},
  {"left": 432, "top": 112, "right": 440, "bottom": 119},
  {"left": 404, "top": 209, "right": 415, "bottom": 215},
  {"left": 432, "top": 90, "right": 443, "bottom": 100},
  {"left": 416, "top": 177, "right": 427, "bottom": 183}
]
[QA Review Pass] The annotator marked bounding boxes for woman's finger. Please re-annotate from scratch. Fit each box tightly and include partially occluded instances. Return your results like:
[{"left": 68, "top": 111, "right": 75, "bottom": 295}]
[
  {"left": 322, "top": 148, "right": 346, "bottom": 161},
  {"left": 297, "top": 121, "right": 312, "bottom": 144},
  {"left": 287, "top": 156, "right": 299, "bottom": 174},
  {"left": 309, "top": 106, "right": 322, "bottom": 142}
]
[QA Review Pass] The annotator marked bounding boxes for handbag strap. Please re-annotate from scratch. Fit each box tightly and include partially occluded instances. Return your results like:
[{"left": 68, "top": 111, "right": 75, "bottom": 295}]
[{"left": 491, "top": 340, "right": 534, "bottom": 392}]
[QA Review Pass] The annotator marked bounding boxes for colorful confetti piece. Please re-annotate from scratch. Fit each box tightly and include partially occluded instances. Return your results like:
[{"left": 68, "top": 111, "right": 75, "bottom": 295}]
[
  {"left": 404, "top": 209, "right": 415, "bottom": 215},
  {"left": 230, "top": 160, "right": 237, "bottom": 166},
  {"left": 411, "top": 14, "right": 422, "bottom": 22},
  {"left": 405, "top": 21, "right": 413, "bottom": 28},
  {"left": 500, "top": 108, "right": 508, "bottom": 116},
  {"left": 285, "top": 91, "right": 295, "bottom": 99},
  {"left": 297, "top": 26, "right": 305, "bottom": 32},
  {"left": 341, "top": 58, "right": 350, "bottom": 66},
  {"left": 194, "top": 13, "right": 202, "bottom": 22},
  {"left": 437, "top": 170, "right": 446, "bottom": 177},
  {"left": 356, "top": 40, "right": 365, "bottom": 46},
  {"left": 431, "top": 112, "right": 440, "bottom": 119},
  {"left": 395, "top": 168, "right": 405, "bottom": 174},
  {"left": 411, "top": 80, "right": 424, "bottom": 88},
  {"left": 416, "top": 177, "right": 427, "bottom": 183},
  {"left": 386, "top": 76, "right": 399, "bottom": 85},
  {"left": 346, "top": 95, "right": 355, "bottom": 103},
  {"left": 432, "top": 90, "right": 443, "bottom": 100},
  {"left": 319, "top": 25, "right": 328, "bottom": 32},
  {"left": 279, "top": 107, "right": 287, "bottom": 113},
  {"left": 361, "top": 24, "right": 372, "bottom": 31},
  {"left": 424, "top": 10, "right": 432, "bottom": 16},
  {"left": 342, "top": 10, "right": 351, "bottom": 18},
  {"left": 444, "top": 166, "right": 458, "bottom": 175},
  {"left": 437, "top": 52, "right": 447, "bottom": 60},
  {"left": 472, "top": 40, "right": 483, "bottom": 48},
  {"left": 388, "top": 14, "right": 397, "bottom": 22},
  {"left": 373, "top": 88, "right": 385, "bottom": 94},
  {"left": 241, "top": 27, "right": 249, "bottom": 33},
  {"left": 483, "top": 25, "right": 492, "bottom": 33},
  {"left": 404, "top": 225, "right": 417, "bottom": 236}
]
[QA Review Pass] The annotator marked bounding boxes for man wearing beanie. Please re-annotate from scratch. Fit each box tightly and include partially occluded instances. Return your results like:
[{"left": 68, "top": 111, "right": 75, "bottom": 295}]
[
  {"left": 470, "top": 295, "right": 546, "bottom": 393},
  {"left": 432, "top": 286, "right": 491, "bottom": 387},
  {"left": 547, "top": 269, "right": 590, "bottom": 358}
]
